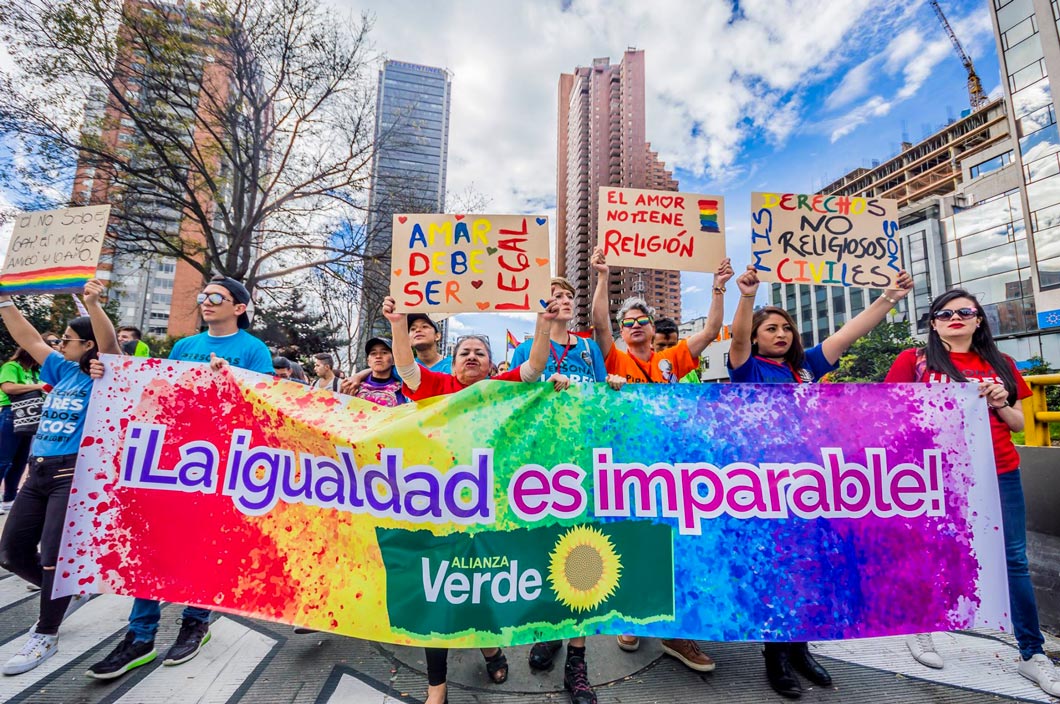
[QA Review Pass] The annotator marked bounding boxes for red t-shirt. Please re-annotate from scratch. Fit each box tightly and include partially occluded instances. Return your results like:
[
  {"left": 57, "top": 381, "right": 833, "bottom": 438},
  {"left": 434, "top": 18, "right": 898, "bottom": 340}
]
[
  {"left": 885, "top": 348, "right": 1031, "bottom": 474},
  {"left": 403, "top": 364, "right": 524, "bottom": 401}
]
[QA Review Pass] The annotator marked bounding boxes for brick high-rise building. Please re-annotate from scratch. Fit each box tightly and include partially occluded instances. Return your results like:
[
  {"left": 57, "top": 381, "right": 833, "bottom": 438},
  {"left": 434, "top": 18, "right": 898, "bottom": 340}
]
[{"left": 557, "top": 50, "right": 682, "bottom": 331}]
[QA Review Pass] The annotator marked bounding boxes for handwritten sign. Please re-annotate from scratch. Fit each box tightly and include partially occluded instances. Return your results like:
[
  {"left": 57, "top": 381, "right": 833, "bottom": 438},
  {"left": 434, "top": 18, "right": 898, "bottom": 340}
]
[
  {"left": 390, "top": 214, "right": 551, "bottom": 313},
  {"left": 597, "top": 187, "right": 725, "bottom": 272},
  {"left": 0, "top": 205, "right": 111, "bottom": 296},
  {"left": 750, "top": 193, "right": 901, "bottom": 288}
]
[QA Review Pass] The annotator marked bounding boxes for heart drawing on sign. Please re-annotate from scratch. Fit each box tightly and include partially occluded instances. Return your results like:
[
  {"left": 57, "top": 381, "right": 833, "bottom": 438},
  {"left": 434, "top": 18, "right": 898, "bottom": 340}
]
[
  {"left": 397, "top": 216, "right": 407, "bottom": 224},
  {"left": 536, "top": 217, "right": 546, "bottom": 226},
  {"left": 536, "top": 258, "right": 548, "bottom": 267},
  {"left": 486, "top": 246, "right": 498, "bottom": 255},
  {"left": 393, "top": 269, "right": 402, "bottom": 276},
  {"left": 471, "top": 280, "right": 483, "bottom": 289},
  {"left": 454, "top": 214, "right": 465, "bottom": 221},
  {"left": 476, "top": 301, "right": 490, "bottom": 310}
]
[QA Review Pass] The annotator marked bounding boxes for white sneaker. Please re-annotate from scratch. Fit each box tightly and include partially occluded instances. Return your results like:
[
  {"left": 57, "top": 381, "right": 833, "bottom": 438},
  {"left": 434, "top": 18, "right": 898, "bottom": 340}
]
[
  {"left": 0, "top": 501, "right": 13, "bottom": 512},
  {"left": 905, "top": 633, "right": 944, "bottom": 669},
  {"left": 2, "top": 632, "right": 58, "bottom": 675},
  {"left": 1018, "top": 653, "right": 1060, "bottom": 696}
]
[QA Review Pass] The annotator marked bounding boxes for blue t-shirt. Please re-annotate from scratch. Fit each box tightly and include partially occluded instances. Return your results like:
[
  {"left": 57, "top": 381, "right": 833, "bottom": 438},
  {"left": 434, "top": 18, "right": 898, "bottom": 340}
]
[
  {"left": 727, "top": 344, "right": 837, "bottom": 384},
  {"left": 510, "top": 335, "right": 607, "bottom": 383},
  {"left": 425, "top": 356, "right": 452, "bottom": 374},
  {"left": 32, "top": 352, "right": 94, "bottom": 458},
  {"left": 169, "top": 330, "right": 273, "bottom": 374}
]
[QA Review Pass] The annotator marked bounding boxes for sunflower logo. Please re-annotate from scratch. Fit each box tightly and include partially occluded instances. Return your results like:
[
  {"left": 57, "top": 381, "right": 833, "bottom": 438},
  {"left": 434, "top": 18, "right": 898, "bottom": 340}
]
[{"left": 547, "top": 525, "right": 622, "bottom": 612}]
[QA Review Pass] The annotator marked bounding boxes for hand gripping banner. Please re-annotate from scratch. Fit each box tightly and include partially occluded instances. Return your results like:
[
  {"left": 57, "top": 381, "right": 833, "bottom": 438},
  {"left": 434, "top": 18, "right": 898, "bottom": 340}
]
[{"left": 56, "top": 356, "right": 1008, "bottom": 647}]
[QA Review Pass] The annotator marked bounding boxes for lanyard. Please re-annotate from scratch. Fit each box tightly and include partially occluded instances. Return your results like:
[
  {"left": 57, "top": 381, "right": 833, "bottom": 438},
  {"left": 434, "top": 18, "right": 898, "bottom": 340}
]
[
  {"left": 550, "top": 337, "right": 573, "bottom": 373},
  {"left": 754, "top": 355, "right": 802, "bottom": 383},
  {"left": 631, "top": 354, "right": 655, "bottom": 383}
]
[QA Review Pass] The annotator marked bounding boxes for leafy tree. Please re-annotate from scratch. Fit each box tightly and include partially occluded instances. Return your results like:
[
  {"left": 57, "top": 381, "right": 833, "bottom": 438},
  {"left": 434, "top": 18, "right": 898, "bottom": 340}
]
[
  {"left": 830, "top": 320, "right": 923, "bottom": 383},
  {"left": 1022, "top": 355, "right": 1060, "bottom": 411},
  {"left": 251, "top": 289, "right": 343, "bottom": 367},
  {"left": 140, "top": 333, "right": 181, "bottom": 360}
]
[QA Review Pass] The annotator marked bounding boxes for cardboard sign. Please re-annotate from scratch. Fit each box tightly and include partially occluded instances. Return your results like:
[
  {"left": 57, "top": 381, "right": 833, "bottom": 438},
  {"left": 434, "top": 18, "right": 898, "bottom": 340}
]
[
  {"left": 597, "top": 187, "right": 725, "bottom": 272},
  {"left": 390, "top": 214, "right": 551, "bottom": 313},
  {"left": 0, "top": 205, "right": 111, "bottom": 296},
  {"left": 750, "top": 193, "right": 901, "bottom": 288}
]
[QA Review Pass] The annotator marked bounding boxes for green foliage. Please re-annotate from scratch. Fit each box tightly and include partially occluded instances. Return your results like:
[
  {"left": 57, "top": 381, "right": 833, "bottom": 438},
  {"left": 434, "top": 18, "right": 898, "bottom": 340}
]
[
  {"left": 140, "top": 334, "right": 181, "bottom": 360},
  {"left": 830, "top": 320, "right": 924, "bottom": 383},
  {"left": 1021, "top": 355, "right": 1060, "bottom": 416},
  {"left": 251, "top": 289, "right": 344, "bottom": 368}
]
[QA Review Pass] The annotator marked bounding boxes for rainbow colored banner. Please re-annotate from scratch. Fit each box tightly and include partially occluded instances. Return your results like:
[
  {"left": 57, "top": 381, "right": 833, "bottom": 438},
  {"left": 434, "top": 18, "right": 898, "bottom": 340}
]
[{"left": 56, "top": 357, "right": 1008, "bottom": 646}]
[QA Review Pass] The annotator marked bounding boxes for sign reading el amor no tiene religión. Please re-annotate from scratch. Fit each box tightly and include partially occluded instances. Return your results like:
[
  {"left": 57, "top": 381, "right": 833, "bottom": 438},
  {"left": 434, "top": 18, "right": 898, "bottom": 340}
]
[
  {"left": 598, "top": 187, "right": 726, "bottom": 272},
  {"left": 0, "top": 205, "right": 111, "bottom": 296},
  {"left": 750, "top": 193, "right": 902, "bottom": 289},
  {"left": 390, "top": 214, "right": 551, "bottom": 314},
  {"left": 57, "top": 356, "right": 1008, "bottom": 647}
]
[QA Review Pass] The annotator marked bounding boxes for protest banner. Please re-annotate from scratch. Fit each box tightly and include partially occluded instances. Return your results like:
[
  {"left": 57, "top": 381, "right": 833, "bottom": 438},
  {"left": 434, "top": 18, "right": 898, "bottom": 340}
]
[
  {"left": 598, "top": 187, "right": 725, "bottom": 272},
  {"left": 389, "top": 214, "right": 551, "bottom": 314},
  {"left": 0, "top": 205, "right": 111, "bottom": 296},
  {"left": 750, "top": 192, "right": 901, "bottom": 288},
  {"left": 57, "top": 357, "right": 1007, "bottom": 646}
]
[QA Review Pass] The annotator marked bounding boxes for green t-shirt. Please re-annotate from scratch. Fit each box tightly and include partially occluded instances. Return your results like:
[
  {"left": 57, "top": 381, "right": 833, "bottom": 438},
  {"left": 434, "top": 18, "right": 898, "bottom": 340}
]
[{"left": 0, "top": 361, "right": 39, "bottom": 407}]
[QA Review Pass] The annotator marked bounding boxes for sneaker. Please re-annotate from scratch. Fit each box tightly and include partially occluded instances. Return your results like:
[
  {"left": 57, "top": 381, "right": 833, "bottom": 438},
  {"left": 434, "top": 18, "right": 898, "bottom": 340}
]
[
  {"left": 905, "top": 633, "right": 943, "bottom": 669},
  {"left": 0, "top": 501, "right": 11, "bottom": 515},
  {"left": 3, "top": 632, "right": 57, "bottom": 675},
  {"left": 86, "top": 632, "right": 157, "bottom": 679},
  {"left": 292, "top": 626, "right": 319, "bottom": 635},
  {"left": 24, "top": 582, "right": 40, "bottom": 592},
  {"left": 661, "top": 638, "right": 715, "bottom": 672},
  {"left": 162, "top": 618, "right": 210, "bottom": 665},
  {"left": 616, "top": 635, "right": 640, "bottom": 652},
  {"left": 528, "top": 640, "right": 563, "bottom": 671},
  {"left": 563, "top": 654, "right": 597, "bottom": 704},
  {"left": 1018, "top": 653, "right": 1060, "bottom": 696}
]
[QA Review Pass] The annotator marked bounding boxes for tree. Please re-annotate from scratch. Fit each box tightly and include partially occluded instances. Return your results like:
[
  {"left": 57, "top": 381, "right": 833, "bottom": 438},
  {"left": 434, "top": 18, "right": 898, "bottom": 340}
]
[
  {"left": 1023, "top": 355, "right": 1060, "bottom": 411},
  {"left": 0, "top": 0, "right": 397, "bottom": 295},
  {"left": 251, "top": 288, "right": 343, "bottom": 367},
  {"left": 830, "top": 320, "right": 923, "bottom": 383}
]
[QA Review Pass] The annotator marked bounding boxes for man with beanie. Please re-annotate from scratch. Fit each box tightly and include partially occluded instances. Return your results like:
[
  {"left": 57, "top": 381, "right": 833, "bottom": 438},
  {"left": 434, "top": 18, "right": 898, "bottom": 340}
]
[{"left": 87, "top": 275, "right": 272, "bottom": 680}]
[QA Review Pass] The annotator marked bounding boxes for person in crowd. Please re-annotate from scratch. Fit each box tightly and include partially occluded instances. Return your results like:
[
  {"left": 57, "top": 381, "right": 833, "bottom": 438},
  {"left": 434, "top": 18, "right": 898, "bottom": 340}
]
[
  {"left": 653, "top": 317, "right": 701, "bottom": 382},
  {"left": 408, "top": 313, "right": 451, "bottom": 372},
  {"left": 729, "top": 264, "right": 911, "bottom": 699},
  {"left": 311, "top": 353, "right": 341, "bottom": 392},
  {"left": 0, "top": 279, "right": 119, "bottom": 675},
  {"left": 593, "top": 249, "right": 731, "bottom": 674},
  {"left": 383, "top": 294, "right": 554, "bottom": 704},
  {"left": 273, "top": 355, "right": 292, "bottom": 379},
  {"left": 87, "top": 275, "right": 273, "bottom": 680},
  {"left": 117, "top": 326, "right": 150, "bottom": 357},
  {"left": 885, "top": 289, "right": 1060, "bottom": 696},
  {"left": 289, "top": 360, "right": 309, "bottom": 384},
  {"left": 515, "top": 276, "right": 626, "bottom": 704},
  {"left": 0, "top": 346, "right": 44, "bottom": 512},
  {"left": 496, "top": 360, "right": 510, "bottom": 374},
  {"left": 353, "top": 337, "right": 406, "bottom": 407}
]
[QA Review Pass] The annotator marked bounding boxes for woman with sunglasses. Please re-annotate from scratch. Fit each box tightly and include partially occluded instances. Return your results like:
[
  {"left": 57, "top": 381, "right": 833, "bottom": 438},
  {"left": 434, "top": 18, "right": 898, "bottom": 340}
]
[
  {"left": 382, "top": 294, "right": 555, "bottom": 704},
  {"left": 729, "top": 264, "right": 912, "bottom": 699},
  {"left": 0, "top": 346, "right": 44, "bottom": 512},
  {"left": 0, "top": 280, "right": 120, "bottom": 675},
  {"left": 885, "top": 290, "right": 1060, "bottom": 696}
]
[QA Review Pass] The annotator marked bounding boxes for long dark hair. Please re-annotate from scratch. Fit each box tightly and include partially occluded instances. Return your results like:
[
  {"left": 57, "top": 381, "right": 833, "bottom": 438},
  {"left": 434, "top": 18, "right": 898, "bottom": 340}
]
[
  {"left": 8, "top": 347, "right": 38, "bottom": 371},
  {"left": 66, "top": 317, "right": 99, "bottom": 375},
  {"left": 750, "top": 306, "right": 806, "bottom": 373},
  {"left": 926, "top": 289, "right": 1019, "bottom": 406}
]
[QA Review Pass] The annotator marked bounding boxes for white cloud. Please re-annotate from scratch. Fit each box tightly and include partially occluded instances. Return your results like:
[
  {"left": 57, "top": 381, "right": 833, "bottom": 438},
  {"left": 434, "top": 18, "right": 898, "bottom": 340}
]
[{"left": 682, "top": 284, "right": 703, "bottom": 294}]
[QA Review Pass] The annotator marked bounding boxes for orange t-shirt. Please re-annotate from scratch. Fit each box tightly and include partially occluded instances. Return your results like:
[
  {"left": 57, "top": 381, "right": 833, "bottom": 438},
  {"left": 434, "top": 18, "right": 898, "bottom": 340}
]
[{"left": 604, "top": 339, "right": 696, "bottom": 383}]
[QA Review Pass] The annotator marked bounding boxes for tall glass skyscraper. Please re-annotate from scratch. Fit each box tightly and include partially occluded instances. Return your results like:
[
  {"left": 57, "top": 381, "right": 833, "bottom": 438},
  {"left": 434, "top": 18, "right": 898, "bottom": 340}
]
[{"left": 358, "top": 60, "right": 452, "bottom": 357}]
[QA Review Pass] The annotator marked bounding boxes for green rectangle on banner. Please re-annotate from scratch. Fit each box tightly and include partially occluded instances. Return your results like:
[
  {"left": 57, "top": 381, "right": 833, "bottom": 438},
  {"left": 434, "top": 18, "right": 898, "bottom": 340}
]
[{"left": 378, "top": 522, "right": 675, "bottom": 638}]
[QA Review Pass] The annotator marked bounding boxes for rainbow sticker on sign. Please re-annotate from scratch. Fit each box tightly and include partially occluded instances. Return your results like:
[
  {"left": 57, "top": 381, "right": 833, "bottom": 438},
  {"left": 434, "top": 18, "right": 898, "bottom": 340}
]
[
  {"left": 0, "top": 265, "right": 99, "bottom": 296},
  {"left": 698, "top": 199, "right": 720, "bottom": 233}
]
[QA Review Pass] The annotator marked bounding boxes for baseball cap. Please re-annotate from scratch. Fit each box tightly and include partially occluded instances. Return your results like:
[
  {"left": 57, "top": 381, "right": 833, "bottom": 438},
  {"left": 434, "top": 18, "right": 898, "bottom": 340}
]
[
  {"left": 208, "top": 275, "right": 252, "bottom": 329},
  {"left": 364, "top": 336, "right": 393, "bottom": 356},
  {"left": 406, "top": 313, "right": 439, "bottom": 333}
]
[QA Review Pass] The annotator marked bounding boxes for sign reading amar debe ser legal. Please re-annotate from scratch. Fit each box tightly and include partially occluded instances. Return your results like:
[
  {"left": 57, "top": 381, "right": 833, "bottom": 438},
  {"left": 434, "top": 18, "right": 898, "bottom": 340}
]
[
  {"left": 0, "top": 205, "right": 111, "bottom": 296},
  {"left": 597, "top": 187, "right": 725, "bottom": 273}
]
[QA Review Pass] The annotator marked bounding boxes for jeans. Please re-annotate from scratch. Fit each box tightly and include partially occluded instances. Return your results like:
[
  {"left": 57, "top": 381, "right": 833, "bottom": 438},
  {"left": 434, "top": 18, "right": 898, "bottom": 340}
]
[
  {"left": 0, "top": 456, "right": 75, "bottom": 635},
  {"left": 128, "top": 599, "right": 212, "bottom": 643},
  {"left": 0, "top": 406, "right": 32, "bottom": 503},
  {"left": 998, "top": 469, "right": 1045, "bottom": 660}
]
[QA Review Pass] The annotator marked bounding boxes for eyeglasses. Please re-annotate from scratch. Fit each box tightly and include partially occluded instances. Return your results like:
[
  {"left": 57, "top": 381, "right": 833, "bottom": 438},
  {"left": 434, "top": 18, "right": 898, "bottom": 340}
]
[
  {"left": 455, "top": 334, "right": 491, "bottom": 352},
  {"left": 58, "top": 337, "right": 84, "bottom": 346},
  {"left": 197, "top": 292, "right": 234, "bottom": 306},
  {"left": 620, "top": 316, "right": 653, "bottom": 328},
  {"left": 45, "top": 339, "right": 61, "bottom": 347},
  {"left": 932, "top": 307, "right": 978, "bottom": 321}
]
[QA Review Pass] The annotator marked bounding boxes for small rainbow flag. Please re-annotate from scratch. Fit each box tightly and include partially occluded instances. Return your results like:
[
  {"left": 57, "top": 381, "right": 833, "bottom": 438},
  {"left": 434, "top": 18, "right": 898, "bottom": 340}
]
[
  {"left": 0, "top": 265, "right": 98, "bottom": 296},
  {"left": 697, "top": 199, "right": 720, "bottom": 234},
  {"left": 506, "top": 329, "right": 520, "bottom": 351}
]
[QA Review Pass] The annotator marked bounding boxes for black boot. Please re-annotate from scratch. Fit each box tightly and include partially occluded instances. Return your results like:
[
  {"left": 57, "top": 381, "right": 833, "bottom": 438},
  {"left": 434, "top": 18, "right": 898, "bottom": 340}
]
[
  {"left": 563, "top": 649, "right": 597, "bottom": 704},
  {"left": 528, "top": 640, "right": 563, "bottom": 671},
  {"left": 764, "top": 643, "right": 802, "bottom": 699},
  {"left": 788, "top": 642, "right": 832, "bottom": 687}
]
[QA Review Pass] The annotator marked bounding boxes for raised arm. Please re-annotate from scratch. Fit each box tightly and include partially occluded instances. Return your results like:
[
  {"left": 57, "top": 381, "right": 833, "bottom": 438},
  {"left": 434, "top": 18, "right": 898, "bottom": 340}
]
[
  {"left": 820, "top": 271, "right": 912, "bottom": 364},
  {"left": 686, "top": 257, "right": 733, "bottom": 358},
  {"left": 83, "top": 280, "right": 120, "bottom": 355},
  {"left": 382, "top": 296, "right": 419, "bottom": 390},
  {"left": 0, "top": 296, "right": 51, "bottom": 365},
  {"left": 728, "top": 266, "right": 760, "bottom": 370},
  {"left": 519, "top": 297, "right": 559, "bottom": 382},
  {"left": 590, "top": 246, "right": 614, "bottom": 357}
]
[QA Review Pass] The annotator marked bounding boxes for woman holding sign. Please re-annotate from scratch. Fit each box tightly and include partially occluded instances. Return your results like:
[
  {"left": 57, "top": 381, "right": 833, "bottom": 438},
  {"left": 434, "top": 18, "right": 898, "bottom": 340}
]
[
  {"left": 728, "top": 264, "right": 911, "bottom": 699},
  {"left": 885, "top": 290, "right": 1060, "bottom": 697},
  {"left": 382, "top": 294, "right": 555, "bottom": 704},
  {"left": 0, "top": 280, "right": 120, "bottom": 675}
]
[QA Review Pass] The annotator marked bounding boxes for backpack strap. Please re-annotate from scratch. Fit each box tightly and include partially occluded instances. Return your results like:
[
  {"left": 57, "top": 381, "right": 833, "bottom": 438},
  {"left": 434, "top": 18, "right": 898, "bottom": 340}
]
[{"left": 914, "top": 348, "right": 928, "bottom": 382}]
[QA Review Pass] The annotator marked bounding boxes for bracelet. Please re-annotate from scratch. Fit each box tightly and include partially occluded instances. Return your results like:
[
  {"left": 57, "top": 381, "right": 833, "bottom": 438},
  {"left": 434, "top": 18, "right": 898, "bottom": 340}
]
[
  {"left": 741, "top": 293, "right": 756, "bottom": 298},
  {"left": 0, "top": 301, "right": 13, "bottom": 309},
  {"left": 713, "top": 286, "right": 725, "bottom": 294},
  {"left": 881, "top": 294, "right": 898, "bottom": 305}
]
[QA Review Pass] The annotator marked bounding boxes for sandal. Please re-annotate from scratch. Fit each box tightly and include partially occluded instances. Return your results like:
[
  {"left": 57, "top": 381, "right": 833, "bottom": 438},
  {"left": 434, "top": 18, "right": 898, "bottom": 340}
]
[{"left": 483, "top": 648, "right": 509, "bottom": 684}]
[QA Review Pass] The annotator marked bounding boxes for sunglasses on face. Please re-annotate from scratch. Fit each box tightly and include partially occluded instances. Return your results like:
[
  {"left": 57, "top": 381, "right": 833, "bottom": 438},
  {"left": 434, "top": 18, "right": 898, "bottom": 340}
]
[
  {"left": 59, "top": 337, "right": 84, "bottom": 346},
  {"left": 932, "top": 307, "right": 978, "bottom": 321},
  {"left": 620, "top": 316, "right": 653, "bottom": 328},
  {"left": 196, "top": 292, "right": 234, "bottom": 306},
  {"left": 45, "top": 339, "right": 61, "bottom": 347}
]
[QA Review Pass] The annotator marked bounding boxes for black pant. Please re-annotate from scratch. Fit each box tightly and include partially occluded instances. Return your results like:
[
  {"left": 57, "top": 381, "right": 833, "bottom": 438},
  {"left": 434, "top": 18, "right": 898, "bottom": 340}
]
[
  {"left": 0, "top": 455, "right": 76, "bottom": 635},
  {"left": 425, "top": 648, "right": 448, "bottom": 686}
]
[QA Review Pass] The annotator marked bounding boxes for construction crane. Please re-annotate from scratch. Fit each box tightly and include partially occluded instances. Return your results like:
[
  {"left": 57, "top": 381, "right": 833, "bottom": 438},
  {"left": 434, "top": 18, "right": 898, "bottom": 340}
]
[{"left": 930, "top": 0, "right": 988, "bottom": 110}]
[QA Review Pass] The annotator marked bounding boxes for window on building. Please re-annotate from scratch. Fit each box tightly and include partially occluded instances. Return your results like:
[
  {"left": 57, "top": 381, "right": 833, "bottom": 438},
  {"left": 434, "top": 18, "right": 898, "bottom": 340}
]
[{"left": 970, "top": 151, "right": 1014, "bottom": 179}]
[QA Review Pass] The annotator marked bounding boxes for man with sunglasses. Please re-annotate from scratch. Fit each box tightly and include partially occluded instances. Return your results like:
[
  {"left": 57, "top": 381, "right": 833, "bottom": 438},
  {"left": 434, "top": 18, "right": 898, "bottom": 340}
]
[{"left": 87, "top": 275, "right": 272, "bottom": 681}]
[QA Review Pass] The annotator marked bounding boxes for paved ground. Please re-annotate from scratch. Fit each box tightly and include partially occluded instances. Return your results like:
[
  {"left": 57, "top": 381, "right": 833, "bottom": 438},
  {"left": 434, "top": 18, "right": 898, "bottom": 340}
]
[{"left": 3, "top": 516, "right": 1060, "bottom": 703}]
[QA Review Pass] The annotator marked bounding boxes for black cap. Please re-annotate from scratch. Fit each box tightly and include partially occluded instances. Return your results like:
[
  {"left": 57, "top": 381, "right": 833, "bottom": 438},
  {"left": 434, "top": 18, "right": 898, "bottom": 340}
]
[
  {"left": 208, "top": 275, "right": 252, "bottom": 329},
  {"left": 406, "top": 313, "right": 439, "bottom": 333},
  {"left": 364, "top": 337, "right": 393, "bottom": 356},
  {"left": 272, "top": 355, "right": 291, "bottom": 370}
]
